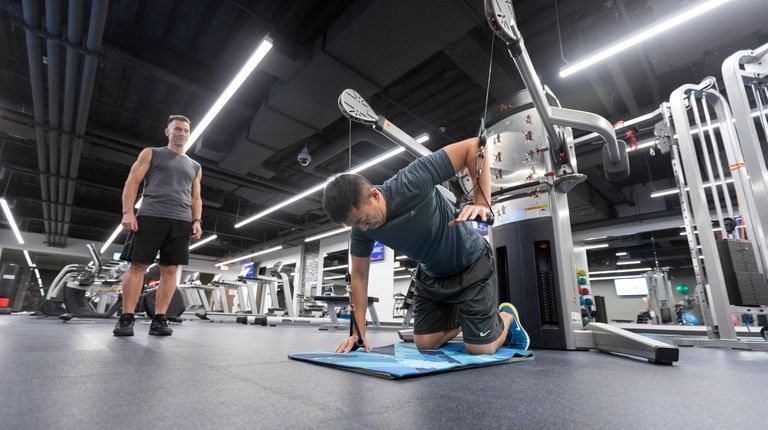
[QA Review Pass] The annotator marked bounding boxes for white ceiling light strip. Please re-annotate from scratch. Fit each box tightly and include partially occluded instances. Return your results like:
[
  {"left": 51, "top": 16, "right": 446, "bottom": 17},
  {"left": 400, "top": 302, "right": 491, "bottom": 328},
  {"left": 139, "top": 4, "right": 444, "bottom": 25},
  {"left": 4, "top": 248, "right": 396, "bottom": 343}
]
[
  {"left": 214, "top": 245, "right": 283, "bottom": 267},
  {"left": 189, "top": 234, "right": 218, "bottom": 251},
  {"left": 588, "top": 275, "right": 646, "bottom": 281},
  {"left": 616, "top": 260, "right": 642, "bottom": 265},
  {"left": 651, "top": 178, "right": 734, "bottom": 199},
  {"left": 33, "top": 268, "right": 43, "bottom": 287},
  {"left": 415, "top": 133, "right": 430, "bottom": 144},
  {"left": 235, "top": 147, "right": 407, "bottom": 229},
  {"left": 99, "top": 36, "right": 273, "bottom": 254},
  {"left": 225, "top": 145, "right": 414, "bottom": 267},
  {"left": 304, "top": 226, "right": 351, "bottom": 243},
  {"left": 0, "top": 198, "right": 25, "bottom": 244},
  {"left": 323, "top": 264, "right": 348, "bottom": 271},
  {"left": 559, "top": 0, "right": 731, "bottom": 78},
  {"left": 23, "top": 250, "right": 34, "bottom": 267},
  {"left": 185, "top": 37, "right": 273, "bottom": 152},
  {"left": 590, "top": 267, "right": 652, "bottom": 275},
  {"left": 100, "top": 225, "right": 124, "bottom": 254}
]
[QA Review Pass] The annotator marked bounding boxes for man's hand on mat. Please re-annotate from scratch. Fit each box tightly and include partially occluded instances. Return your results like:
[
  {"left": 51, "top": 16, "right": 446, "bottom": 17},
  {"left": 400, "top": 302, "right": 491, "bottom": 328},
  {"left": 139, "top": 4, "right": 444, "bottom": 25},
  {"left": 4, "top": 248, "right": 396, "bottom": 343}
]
[{"left": 334, "top": 335, "right": 370, "bottom": 353}]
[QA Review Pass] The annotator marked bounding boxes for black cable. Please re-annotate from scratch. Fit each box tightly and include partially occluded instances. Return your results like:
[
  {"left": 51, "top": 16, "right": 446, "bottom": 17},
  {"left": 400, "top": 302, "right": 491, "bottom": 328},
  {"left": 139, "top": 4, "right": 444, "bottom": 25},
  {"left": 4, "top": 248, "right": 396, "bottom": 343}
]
[
  {"left": 344, "top": 117, "right": 365, "bottom": 351},
  {"left": 482, "top": 34, "right": 495, "bottom": 122}
]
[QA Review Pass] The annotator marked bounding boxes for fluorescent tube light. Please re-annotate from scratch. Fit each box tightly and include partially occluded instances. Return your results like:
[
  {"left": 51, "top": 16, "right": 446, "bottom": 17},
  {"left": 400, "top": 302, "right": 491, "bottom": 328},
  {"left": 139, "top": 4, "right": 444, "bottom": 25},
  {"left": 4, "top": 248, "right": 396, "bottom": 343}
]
[
  {"left": 324, "top": 274, "right": 346, "bottom": 280},
  {"left": 304, "top": 226, "right": 351, "bottom": 242},
  {"left": 236, "top": 147, "right": 407, "bottom": 229},
  {"left": 560, "top": 0, "right": 731, "bottom": 78},
  {"left": 415, "top": 133, "right": 430, "bottom": 144},
  {"left": 395, "top": 255, "right": 409, "bottom": 260},
  {"left": 34, "top": 268, "right": 43, "bottom": 287},
  {"left": 185, "top": 37, "right": 273, "bottom": 152},
  {"left": 189, "top": 234, "right": 218, "bottom": 251},
  {"left": 0, "top": 198, "right": 24, "bottom": 244},
  {"left": 584, "top": 236, "right": 608, "bottom": 241},
  {"left": 651, "top": 178, "right": 734, "bottom": 198},
  {"left": 583, "top": 243, "right": 609, "bottom": 250},
  {"left": 615, "top": 252, "right": 627, "bottom": 256},
  {"left": 650, "top": 189, "right": 681, "bottom": 198},
  {"left": 616, "top": 260, "right": 642, "bottom": 265},
  {"left": 589, "top": 267, "right": 651, "bottom": 275},
  {"left": 349, "top": 147, "right": 406, "bottom": 174},
  {"left": 589, "top": 275, "right": 647, "bottom": 281},
  {"left": 323, "top": 264, "right": 348, "bottom": 271},
  {"left": 100, "top": 225, "right": 124, "bottom": 254},
  {"left": 214, "top": 245, "right": 283, "bottom": 267},
  {"left": 23, "top": 250, "right": 34, "bottom": 266}
]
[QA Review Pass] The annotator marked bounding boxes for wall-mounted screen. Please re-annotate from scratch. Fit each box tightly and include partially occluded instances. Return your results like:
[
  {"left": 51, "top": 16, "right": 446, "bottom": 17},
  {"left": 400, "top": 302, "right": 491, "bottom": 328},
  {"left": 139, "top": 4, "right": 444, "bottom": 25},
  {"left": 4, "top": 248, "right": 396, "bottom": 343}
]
[
  {"left": 614, "top": 277, "right": 648, "bottom": 296},
  {"left": 240, "top": 261, "right": 255, "bottom": 278},
  {"left": 371, "top": 241, "right": 385, "bottom": 261}
]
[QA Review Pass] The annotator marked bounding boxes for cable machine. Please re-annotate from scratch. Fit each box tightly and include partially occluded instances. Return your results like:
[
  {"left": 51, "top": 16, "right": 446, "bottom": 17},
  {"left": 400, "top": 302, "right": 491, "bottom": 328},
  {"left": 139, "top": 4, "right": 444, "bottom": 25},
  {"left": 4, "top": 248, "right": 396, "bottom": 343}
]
[{"left": 335, "top": 0, "right": 679, "bottom": 364}]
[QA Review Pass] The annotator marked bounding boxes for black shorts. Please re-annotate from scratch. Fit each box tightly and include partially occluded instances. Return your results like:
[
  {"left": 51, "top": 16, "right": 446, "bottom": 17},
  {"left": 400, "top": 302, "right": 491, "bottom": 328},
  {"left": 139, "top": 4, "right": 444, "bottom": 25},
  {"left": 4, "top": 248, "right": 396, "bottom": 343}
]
[
  {"left": 412, "top": 243, "right": 503, "bottom": 345},
  {"left": 120, "top": 215, "right": 192, "bottom": 266}
]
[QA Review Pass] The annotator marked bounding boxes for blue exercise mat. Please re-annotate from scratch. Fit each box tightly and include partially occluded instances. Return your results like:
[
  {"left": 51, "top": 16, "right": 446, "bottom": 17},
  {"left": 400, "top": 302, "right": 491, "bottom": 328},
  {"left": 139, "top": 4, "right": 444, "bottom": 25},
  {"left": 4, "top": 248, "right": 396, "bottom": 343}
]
[{"left": 288, "top": 342, "right": 533, "bottom": 379}]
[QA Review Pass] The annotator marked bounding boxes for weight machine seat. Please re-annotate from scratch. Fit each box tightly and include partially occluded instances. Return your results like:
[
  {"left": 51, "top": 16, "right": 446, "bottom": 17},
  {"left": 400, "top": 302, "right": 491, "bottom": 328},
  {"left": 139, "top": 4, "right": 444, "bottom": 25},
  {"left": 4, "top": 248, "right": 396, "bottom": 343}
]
[{"left": 313, "top": 296, "right": 380, "bottom": 327}]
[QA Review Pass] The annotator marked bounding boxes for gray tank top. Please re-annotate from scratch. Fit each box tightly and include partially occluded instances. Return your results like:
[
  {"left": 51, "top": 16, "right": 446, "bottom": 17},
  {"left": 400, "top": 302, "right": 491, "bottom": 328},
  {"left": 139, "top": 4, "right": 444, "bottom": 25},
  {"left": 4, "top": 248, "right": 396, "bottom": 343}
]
[{"left": 137, "top": 147, "right": 201, "bottom": 221}]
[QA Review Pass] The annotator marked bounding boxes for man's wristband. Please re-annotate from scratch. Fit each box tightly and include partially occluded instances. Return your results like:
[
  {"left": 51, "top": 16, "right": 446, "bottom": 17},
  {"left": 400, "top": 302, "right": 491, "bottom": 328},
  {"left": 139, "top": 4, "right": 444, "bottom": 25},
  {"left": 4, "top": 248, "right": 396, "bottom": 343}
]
[{"left": 192, "top": 219, "right": 202, "bottom": 224}]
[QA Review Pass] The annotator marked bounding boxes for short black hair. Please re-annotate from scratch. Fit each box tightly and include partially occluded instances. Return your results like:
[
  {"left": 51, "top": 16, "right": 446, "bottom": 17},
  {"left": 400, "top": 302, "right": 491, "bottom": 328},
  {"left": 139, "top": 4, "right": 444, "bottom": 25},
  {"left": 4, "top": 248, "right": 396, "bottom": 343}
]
[
  {"left": 322, "top": 173, "right": 372, "bottom": 224},
  {"left": 167, "top": 115, "right": 190, "bottom": 125}
]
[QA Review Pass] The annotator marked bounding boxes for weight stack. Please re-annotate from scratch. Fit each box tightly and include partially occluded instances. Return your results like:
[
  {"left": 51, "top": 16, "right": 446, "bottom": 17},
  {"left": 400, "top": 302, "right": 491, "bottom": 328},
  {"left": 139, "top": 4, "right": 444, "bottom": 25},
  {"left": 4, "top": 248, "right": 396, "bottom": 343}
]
[{"left": 716, "top": 239, "right": 768, "bottom": 306}]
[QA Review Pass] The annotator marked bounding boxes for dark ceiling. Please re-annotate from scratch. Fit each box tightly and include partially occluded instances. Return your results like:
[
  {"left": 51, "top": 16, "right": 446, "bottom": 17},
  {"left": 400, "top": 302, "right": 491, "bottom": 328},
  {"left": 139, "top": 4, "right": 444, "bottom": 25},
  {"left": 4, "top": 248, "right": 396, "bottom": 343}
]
[{"left": 1, "top": 0, "right": 767, "bottom": 273}]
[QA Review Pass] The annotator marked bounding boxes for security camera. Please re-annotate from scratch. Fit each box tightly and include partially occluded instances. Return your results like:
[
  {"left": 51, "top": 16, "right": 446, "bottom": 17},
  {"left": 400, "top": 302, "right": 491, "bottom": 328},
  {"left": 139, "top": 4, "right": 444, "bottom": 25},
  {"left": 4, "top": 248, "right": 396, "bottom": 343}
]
[{"left": 297, "top": 145, "right": 311, "bottom": 167}]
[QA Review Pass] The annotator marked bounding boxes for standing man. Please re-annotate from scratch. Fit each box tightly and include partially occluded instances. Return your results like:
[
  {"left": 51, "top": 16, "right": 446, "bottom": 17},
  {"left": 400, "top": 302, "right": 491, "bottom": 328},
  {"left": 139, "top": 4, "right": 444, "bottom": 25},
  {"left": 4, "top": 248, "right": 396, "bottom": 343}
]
[
  {"left": 113, "top": 115, "right": 203, "bottom": 336},
  {"left": 322, "top": 137, "right": 529, "bottom": 354}
]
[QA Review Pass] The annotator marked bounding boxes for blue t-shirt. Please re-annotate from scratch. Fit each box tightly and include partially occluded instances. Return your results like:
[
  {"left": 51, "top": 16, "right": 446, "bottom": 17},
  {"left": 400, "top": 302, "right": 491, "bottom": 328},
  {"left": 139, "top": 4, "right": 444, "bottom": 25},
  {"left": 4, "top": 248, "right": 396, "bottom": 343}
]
[{"left": 350, "top": 149, "right": 484, "bottom": 277}]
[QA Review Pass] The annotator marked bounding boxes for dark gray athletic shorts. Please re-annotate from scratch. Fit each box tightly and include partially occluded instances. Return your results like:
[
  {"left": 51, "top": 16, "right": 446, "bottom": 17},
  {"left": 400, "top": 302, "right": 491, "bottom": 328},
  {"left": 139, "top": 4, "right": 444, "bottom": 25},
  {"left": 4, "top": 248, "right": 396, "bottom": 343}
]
[
  {"left": 412, "top": 243, "right": 503, "bottom": 345},
  {"left": 120, "top": 215, "right": 192, "bottom": 266}
]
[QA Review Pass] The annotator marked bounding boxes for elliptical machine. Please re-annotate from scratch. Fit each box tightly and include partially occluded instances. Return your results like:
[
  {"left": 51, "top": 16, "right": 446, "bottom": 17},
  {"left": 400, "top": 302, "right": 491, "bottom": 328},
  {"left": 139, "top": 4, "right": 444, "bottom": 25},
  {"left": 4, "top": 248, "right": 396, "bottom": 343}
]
[{"left": 39, "top": 244, "right": 125, "bottom": 320}]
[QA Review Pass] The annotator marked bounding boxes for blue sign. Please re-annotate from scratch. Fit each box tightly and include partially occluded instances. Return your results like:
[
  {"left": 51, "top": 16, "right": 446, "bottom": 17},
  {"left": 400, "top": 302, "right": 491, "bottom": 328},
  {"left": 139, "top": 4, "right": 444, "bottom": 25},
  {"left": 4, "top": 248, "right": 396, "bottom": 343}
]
[
  {"left": 240, "top": 261, "right": 255, "bottom": 278},
  {"left": 371, "top": 241, "right": 385, "bottom": 261}
]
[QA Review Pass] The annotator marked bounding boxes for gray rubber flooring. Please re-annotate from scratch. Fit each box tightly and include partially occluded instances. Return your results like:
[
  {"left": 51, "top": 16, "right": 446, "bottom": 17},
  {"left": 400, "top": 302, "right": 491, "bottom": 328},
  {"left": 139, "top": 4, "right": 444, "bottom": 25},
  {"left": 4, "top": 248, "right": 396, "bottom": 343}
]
[{"left": 1, "top": 314, "right": 766, "bottom": 429}]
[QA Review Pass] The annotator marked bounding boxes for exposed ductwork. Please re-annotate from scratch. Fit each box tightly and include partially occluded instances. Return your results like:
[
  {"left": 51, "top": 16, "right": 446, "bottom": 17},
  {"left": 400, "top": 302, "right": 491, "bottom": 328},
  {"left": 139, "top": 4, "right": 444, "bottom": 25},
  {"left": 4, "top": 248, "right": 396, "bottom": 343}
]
[
  {"left": 62, "top": 0, "right": 109, "bottom": 240},
  {"left": 20, "top": 0, "right": 109, "bottom": 247},
  {"left": 20, "top": 0, "right": 51, "bottom": 244},
  {"left": 211, "top": 0, "right": 477, "bottom": 180}
]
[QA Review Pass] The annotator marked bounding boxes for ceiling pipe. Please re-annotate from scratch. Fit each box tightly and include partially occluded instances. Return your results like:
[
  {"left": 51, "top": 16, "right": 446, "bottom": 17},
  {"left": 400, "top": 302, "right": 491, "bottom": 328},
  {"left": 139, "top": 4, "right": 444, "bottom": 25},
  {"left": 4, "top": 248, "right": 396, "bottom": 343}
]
[
  {"left": 20, "top": 0, "right": 52, "bottom": 244},
  {"left": 58, "top": 0, "right": 84, "bottom": 245},
  {"left": 44, "top": 0, "right": 63, "bottom": 244},
  {"left": 62, "top": 0, "right": 109, "bottom": 241}
]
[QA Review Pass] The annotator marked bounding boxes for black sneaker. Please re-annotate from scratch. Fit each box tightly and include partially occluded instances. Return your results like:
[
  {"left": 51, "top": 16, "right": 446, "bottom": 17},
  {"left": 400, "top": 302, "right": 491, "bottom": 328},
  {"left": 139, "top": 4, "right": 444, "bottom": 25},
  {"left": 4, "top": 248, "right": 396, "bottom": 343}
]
[
  {"left": 113, "top": 313, "right": 135, "bottom": 337},
  {"left": 149, "top": 314, "right": 173, "bottom": 336}
]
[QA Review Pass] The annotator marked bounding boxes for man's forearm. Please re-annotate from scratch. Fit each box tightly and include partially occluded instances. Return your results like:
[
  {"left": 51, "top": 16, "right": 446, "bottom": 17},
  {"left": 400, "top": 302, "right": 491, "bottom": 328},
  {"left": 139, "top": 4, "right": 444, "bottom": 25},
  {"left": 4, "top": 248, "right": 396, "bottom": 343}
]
[
  {"left": 349, "top": 278, "right": 369, "bottom": 338},
  {"left": 192, "top": 198, "right": 202, "bottom": 220},
  {"left": 122, "top": 182, "right": 138, "bottom": 215}
]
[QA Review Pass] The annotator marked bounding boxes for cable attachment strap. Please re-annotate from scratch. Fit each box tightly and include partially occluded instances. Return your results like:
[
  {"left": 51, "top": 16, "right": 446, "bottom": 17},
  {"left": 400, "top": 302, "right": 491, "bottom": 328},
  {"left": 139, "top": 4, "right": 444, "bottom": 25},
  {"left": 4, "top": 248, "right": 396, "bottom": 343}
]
[{"left": 345, "top": 271, "right": 366, "bottom": 351}]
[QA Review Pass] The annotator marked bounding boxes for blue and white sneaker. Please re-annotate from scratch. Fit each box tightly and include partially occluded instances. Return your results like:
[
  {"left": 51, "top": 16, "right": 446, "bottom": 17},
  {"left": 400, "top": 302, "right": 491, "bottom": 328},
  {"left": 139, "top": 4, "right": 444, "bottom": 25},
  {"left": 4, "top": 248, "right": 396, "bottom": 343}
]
[{"left": 499, "top": 302, "right": 530, "bottom": 351}]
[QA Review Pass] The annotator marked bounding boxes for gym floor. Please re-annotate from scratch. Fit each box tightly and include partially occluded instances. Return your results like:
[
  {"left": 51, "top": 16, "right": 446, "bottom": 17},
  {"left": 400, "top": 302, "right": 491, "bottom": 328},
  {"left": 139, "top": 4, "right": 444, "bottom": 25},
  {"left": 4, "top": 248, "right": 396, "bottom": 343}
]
[{"left": 1, "top": 315, "right": 766, "bottom": 429}]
